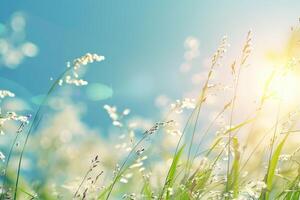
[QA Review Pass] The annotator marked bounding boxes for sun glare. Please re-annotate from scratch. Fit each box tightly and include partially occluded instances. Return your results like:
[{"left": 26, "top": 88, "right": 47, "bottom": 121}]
[{"left": 270, "top": 71, "right": 300, "bottom": 102}]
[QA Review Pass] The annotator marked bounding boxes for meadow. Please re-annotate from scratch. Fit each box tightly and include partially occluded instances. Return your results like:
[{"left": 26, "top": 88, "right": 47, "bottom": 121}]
[{"left": 1, "top": 10, "right": 300, "bottom": 200}]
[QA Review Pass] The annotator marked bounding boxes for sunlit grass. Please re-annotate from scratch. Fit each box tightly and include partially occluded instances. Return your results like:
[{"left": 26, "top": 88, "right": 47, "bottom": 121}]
[{"left": 1, "top": 22, "right": 300, "bottom": 200}]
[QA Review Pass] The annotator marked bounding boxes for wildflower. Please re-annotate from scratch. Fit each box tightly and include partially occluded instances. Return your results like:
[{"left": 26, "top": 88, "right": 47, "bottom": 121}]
[
  {"left": 241, "top": 180, "right": 267, "bottom": 199},
  {"left": 58, "top": 79, "right": 63, "bottom": 86},
  {"left": 0, "top": 90, "right": 15, "bottom": 99},
  {"left": 0, "top": 111, "right": 30, "bottom": 135},
  {"left": 122, "top": 193, "right": 136, "bottom": 200},
  {"left": 279, "top": 154, "right": 291, "bottom": 161},
  {"left": 136, "top": 148, "right": 144, "bottom": 156},
  {"left": 0, "top": 151, "right": 5, "bottom": 162},
  {"left": 164, "top": 120, "right": 182, "bottom": 136},
  {"left": 240, "top": 30, "right": 252, "bottom": 66},
  {"left": 113, "top": 164, "right": 121, "bottom": 176},
  {"left": 139, "top": 167, "right": 145, "bottom": 172},
  {"left": 144, "top": 120, "right": 174, "bottom": 135},
  {"left": 129, "top": 162, "right": 143, "bottom": 169},
  {"left": 59, "top": 53, "right": 105, "bottom": 86},
  {"left": 211, "top": 36, "right": 229, "bottom": 67},
  {"left": 112, "top": 120, "right": 123, "bottom": 127},
  {"left": 65, "top": 75, "right": 88, "bottom": 86},
  {"left": 125, "top": 173, "right": 133, "bottom": 179},
  {"left": 280, "top": 110, "right": 300, "bottom": 133},
  {"left": 120, "top": 178, "right": 128, "bottom": 184},
  {"left": 122, "top": 109, "right": 130, "bottom": 116},
  {"left": 139, "top": 156, "right": 148, "bottom": 161},
  {"left": 103, "top": 105, "right": 118, "bottom": 121},
  {"left": 170, "top": 98, "right": 196, "bottom": 113},
  {"left": 103, "top": 105, "right": 130, "bottom": 128}
]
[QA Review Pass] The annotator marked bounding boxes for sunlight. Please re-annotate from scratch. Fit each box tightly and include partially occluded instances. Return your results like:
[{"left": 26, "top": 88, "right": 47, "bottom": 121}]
[
  {"left": 270, "top": 68, "right": 300, "bottom": 103},
  {"left": 262, "top": 26, "right": 300, "bottom": 105},
  {"left": 2, "top": 2, "right": 300, "bottom": 199}
]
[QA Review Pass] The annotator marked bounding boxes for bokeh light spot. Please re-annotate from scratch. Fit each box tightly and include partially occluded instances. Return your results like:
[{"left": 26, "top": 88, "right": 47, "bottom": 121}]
[{"left": 86, "top": 83, "right": 113, "bottom": 101}]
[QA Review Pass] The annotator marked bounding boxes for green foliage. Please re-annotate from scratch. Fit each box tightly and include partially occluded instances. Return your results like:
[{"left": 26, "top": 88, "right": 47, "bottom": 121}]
[
  {"left": 276, "top": 168, "right": 300, "bottom": 200},
  {"left": 2, "top": 27, "right": 300, "bottom": 200},
  {"left": 261, "top": 133, "right": 290, "bottom": 200},
  {"left": 228, "top": 137, "right": 240, "bottom": 198},
  {"left": 162, "top": 145, "right": 185, "bottom": 200}
]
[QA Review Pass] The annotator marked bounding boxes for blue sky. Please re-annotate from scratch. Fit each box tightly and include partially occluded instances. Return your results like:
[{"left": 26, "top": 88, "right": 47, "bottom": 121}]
[{"left": 1, "top": 0, "right": 300, "bottom": 131}]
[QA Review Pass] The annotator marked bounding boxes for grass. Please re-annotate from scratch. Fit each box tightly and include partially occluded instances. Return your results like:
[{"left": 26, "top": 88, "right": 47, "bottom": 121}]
[{"left": 1, "top": 26, "right": 300, "bottom": 200}]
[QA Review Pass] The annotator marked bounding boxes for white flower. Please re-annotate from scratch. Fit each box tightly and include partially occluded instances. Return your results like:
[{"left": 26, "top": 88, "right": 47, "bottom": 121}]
[
  {"left": 120, "top": 178, "right": 128, "bottom": 184},
  {"left": 122, "top": 109, "right": 130, "bottom": 116},
  {"left": 170, "top": 98, "right": 196, "bottom": 113},
  {"left": 0, "top": 90, "right": 15, "bottom": 99},
  {"left": 279, "top": 154, "right": 291, "bottom": 161},
  {"left": 0, "top": 112, "right": 30, "bottom": 135},
  {"left": 59, "top": 53, "right": 105, "bottom": 87},
  {"left": 129, "top": 162, "right": 143, "bottom": 169},
  {"left": 0, "top": 151, "right": 5, "bottom": 162}
]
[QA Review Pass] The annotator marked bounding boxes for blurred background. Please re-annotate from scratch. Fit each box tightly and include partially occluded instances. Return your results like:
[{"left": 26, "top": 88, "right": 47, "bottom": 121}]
[{"left": 1, "top": 1, "right": 300, "bottom": 131}]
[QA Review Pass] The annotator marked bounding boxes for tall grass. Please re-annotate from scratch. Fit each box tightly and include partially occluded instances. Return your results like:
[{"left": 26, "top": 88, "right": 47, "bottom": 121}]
[{"left": 1, "top": 26, "right": 300, "bottom": 200}]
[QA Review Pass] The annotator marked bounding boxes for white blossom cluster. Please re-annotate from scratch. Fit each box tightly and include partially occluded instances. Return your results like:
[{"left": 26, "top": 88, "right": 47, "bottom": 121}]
[
  {"left": 164, "top": 120, "right": 182, "bottom": 136},
  {"left": 170, "top": 98, "right": 196, "bottom": 114},
  {"left": 0, "top": 90, "right": 15, "bottom": 99},
  {"left": 0, "top": 151, "right": 5, "bottom": 162},
  {"left": 103, "top": 104, "right": 130, "bottom": 128},
  {"left": 280, "top": 110, "right": 300, "bottom": 134},
  {"left": 0, "top": 90, "right": 30, "bottom": 162},
  {"left": 118, "top": 155, "right": 149, "bottom": 185},
  {"left": 0, "top": 111, "right": 30, "bottom": 135},
  {"left": 103, "top": 104, "right": 136, "bottom": 154},
  {"left": 211, "top": 36, "right": 229, "bottom": 67},
  {"left": 239, "top": 181, "right": 267, "bottom": 199},
  {"left": 279, "top": 154, "right": 291, "bottom": 161},
  {"left": 122, "top": 193, "right": 137, "bottom": 200},
  {"left": 59, "top": 53, "right": 105, "bottom": 86},
  {"left": 0, "top": 90, "right": 29, "bottom": 135}
]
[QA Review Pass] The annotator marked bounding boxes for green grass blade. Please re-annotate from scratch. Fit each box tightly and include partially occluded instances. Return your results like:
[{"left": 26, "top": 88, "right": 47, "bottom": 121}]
[
  {"left": 276, "top": 166, "right": 300, "bottom": 200},
  {"left": 261, "top": 134, "right": 289, "bottom": 200},
  {"left": 228, "top": 137, "right": 240, "bottom": 198},
  {"left": 161, "top": 145, "right": 185, "bottom": 200},
  {"left": 141, "top": 178, "right": 153, "bottom": 200},
  {"left": 223, "top": 118, "right": 254, "bottom": 135}
]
